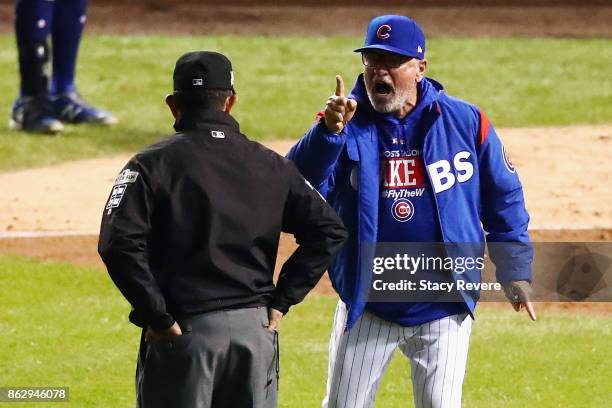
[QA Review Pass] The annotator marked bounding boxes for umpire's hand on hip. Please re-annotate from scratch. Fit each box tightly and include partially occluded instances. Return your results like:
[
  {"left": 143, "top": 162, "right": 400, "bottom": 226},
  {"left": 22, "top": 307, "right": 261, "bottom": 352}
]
[
  {"left": 144, "top": 321, "right": 182, "bottom": 343},
  {"left": 267, "top": 308, "right": 284, "bottom": 332},
  {"left": 325, "top": 75, "right": 357, "bottom": 134}
]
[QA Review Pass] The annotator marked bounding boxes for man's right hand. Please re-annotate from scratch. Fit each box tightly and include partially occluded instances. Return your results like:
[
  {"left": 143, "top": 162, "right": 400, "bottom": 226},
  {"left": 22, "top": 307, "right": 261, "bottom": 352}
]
[
  {"left": 144, "top": 321, "right": 182, "bottom": 343},
  {"left": 324, "top": 75, "right": 357, "bottom": 134},
  {"left": 267, "top": 308, "right": 284, "bottom": 332}
]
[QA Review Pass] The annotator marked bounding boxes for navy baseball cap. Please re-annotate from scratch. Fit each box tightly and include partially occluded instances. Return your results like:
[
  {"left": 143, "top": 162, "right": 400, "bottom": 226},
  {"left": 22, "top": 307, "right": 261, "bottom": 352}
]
[
  {"left": 354, "top": 15, "right": 426, "bottom": 59},
  {"left": 173, "top": 51, "right": 235, "bottom": 94}
]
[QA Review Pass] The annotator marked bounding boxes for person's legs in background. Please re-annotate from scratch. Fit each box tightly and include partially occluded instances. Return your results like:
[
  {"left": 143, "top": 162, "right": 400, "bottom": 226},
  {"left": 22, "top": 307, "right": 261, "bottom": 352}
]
[
  {"left": 50, "top": 0, "right": 117, "bottom": 126},
  {"left": 50, "top": 0, "right": 86, "bottom": 96},
  {"left": 10, "top": 0, "right": 63, "bottom": 133}
]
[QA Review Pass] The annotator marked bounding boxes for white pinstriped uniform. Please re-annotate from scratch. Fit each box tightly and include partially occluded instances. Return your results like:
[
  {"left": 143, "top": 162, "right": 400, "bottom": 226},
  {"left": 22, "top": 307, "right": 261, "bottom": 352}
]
[{"left": 322, "top": 301, "right": 472, "bottom": 408}]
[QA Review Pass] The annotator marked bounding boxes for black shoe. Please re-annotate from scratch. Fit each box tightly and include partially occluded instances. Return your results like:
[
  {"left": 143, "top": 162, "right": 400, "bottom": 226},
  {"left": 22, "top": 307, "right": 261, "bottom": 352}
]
[{"left": 9, "top": 96, "right": 64, "bottom": 134}]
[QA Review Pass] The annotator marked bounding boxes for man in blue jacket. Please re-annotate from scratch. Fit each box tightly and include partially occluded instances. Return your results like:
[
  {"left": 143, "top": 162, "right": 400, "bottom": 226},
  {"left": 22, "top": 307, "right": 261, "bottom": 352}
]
[{"left": 287, "top": 15, "right": 536, "bottom": 408}]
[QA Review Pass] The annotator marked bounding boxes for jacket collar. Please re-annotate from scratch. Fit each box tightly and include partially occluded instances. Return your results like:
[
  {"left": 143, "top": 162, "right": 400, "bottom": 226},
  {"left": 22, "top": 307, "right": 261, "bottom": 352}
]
[{"left": 174, "top": 109, "right": 240, "bottom": 133}]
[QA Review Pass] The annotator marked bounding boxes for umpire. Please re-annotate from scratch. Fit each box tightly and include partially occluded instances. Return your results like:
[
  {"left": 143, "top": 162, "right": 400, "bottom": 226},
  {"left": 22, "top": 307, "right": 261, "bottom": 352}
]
[{"left": 98, "top": 51, "right": 347, "bottom": 408}]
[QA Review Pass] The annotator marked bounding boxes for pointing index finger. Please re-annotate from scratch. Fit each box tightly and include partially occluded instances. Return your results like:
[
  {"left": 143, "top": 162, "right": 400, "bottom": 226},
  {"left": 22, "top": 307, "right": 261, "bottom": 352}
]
[
  {"left": 525, "top": 301, "right": 537, "bottom": 321},
  {"left": 335, "top": 75, "right": 345, "bottom": 97}
]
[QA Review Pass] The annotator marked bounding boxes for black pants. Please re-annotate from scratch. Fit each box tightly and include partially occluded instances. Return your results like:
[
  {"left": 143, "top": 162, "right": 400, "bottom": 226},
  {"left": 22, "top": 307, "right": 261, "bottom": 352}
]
[{"left": 136, "top": 307, "right": 278, "bottom": 408}]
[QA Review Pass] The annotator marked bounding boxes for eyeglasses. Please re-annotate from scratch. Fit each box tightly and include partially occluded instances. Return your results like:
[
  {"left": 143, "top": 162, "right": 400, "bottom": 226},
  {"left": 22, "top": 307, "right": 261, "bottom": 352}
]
[{"left": 361, "top": 53, "right": 412, "bottom": 69}]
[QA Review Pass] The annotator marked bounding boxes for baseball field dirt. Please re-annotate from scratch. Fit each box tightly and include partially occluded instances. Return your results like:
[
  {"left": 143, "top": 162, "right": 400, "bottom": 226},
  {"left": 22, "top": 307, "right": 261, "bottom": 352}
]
[
  {"left": 1, "top": 3, "right": 610, "bottom": 37},
  {"left": 1, "top": 125, "right": 610, "bottom": 233}
]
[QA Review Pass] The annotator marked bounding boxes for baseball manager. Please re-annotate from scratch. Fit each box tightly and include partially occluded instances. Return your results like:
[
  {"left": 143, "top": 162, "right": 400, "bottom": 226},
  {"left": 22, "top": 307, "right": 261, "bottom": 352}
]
[
  {"left": 287, "top": 15, "right": 536, "bottom": 408},
  {"left": 98, "top": 51, "right": 347, "bottom": 408}
]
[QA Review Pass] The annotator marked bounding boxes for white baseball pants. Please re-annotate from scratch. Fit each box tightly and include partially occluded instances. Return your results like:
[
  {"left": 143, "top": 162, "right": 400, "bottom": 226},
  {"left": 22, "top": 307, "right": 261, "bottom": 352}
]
[{"left": 322, "top": 300, "right": 472, "bottom": 408}]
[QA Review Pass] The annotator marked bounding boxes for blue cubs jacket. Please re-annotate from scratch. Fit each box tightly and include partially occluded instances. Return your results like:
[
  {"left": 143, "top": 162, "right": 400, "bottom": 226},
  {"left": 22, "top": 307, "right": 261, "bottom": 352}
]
[{"left": 287, "top": 75, "right": 532, "bottom": 330}]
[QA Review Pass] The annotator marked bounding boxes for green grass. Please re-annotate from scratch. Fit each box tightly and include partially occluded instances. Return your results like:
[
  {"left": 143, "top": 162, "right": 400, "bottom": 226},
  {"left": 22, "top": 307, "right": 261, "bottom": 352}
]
[
  {"left": 0, "top": 35, "right": 610, "bottom": 172},
  {"left": 1, "top": 255, "right": 610, "bottom": 407}
]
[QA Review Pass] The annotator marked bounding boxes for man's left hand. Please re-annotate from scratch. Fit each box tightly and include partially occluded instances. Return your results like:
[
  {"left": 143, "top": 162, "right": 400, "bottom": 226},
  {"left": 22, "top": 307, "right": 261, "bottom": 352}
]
[
  {"left": 145, "top": 321, "right": 182, "bottom": 343},
  {"left": 502, "top": 280, "right": 537, "bottom": 321},
  {"left": 267, "top": 308, "right": 284, "bottom": 332}
]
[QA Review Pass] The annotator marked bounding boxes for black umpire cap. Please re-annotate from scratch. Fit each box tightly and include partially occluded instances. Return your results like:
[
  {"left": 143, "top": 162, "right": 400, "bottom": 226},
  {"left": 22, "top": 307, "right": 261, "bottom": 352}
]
[{"left": 173, "top": 51, "right": 235, "bottom": 94}]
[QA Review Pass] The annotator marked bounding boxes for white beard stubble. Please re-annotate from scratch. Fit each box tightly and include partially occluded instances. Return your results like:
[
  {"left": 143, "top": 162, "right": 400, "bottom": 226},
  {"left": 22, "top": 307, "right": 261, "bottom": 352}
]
[{"left": 364, "top": 76, "right": 415, "bottom": 114}]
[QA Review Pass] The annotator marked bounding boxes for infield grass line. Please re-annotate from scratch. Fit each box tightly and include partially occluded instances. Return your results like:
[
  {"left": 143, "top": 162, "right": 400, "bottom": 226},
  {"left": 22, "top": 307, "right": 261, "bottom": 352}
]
[{"left": 0, "top": 35, "right": 610, "bottom": 171}]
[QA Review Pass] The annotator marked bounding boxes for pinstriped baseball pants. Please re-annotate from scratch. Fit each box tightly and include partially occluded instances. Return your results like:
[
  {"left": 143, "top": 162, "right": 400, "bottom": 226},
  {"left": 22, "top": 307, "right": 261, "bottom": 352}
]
[{"left": 322, "top": 301, "right": 472, "bottom": 408}]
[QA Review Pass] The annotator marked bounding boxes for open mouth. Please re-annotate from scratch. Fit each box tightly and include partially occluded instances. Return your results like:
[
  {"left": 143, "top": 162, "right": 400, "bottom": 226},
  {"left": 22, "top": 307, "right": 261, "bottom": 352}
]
[{"left": 374, "top": 81, "right": 394, "bottom": 95}]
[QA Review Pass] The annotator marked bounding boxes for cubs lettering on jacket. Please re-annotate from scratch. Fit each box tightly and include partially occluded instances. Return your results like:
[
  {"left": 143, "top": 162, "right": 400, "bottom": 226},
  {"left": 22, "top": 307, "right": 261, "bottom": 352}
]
[{"left": 426, "top": 151, "right": 474, "bottom": 193}]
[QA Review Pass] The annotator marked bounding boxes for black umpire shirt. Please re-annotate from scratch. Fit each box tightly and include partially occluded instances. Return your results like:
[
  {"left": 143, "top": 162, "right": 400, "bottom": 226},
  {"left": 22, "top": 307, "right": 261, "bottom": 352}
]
[{"left": 98, "top": 109, "right": 347, "bottom": 330}]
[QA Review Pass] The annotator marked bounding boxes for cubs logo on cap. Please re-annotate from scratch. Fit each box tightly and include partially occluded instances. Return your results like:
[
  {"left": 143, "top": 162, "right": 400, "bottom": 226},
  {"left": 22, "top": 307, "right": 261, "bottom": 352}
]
[
  {"left": 355, "top": 15, "right": 426, "bottom": 59},
  {"left": 376, "top": 24, "right": 392, "bottom": 40}
]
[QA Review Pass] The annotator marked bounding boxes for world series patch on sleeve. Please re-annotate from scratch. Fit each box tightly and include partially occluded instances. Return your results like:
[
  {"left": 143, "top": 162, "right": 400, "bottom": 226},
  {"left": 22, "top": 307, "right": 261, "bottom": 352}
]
[{"left": 106, "top": 169, "right": 139, "bottom": 214}]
